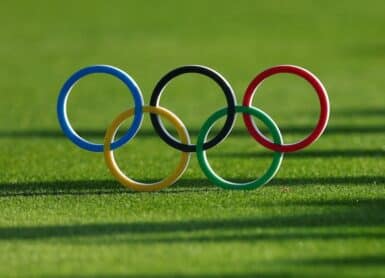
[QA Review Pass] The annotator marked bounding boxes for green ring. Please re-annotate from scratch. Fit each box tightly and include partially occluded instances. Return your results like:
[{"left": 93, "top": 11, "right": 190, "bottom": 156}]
[{"left": 196, "top": 105, "right": 284, "bottom": 190}]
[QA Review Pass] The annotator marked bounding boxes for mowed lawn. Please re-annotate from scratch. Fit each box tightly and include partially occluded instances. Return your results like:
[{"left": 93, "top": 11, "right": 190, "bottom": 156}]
[{"left": 0, "top": 0, "right": 384, "bottom": 277}]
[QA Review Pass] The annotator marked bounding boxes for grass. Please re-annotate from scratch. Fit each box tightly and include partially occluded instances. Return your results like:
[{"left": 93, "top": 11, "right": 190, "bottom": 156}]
[{"left": 0, "top": 0, "right": 384, "bottom": 277}]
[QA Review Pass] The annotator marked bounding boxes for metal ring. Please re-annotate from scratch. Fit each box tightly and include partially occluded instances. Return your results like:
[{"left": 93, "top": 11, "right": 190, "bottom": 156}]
[
  {"left": 58, "top": 64, "right": 330, "bottom": 191},
  {"left": 104, "top": 106, "right": 191, "bottom": 192},
  {"left": 150, "top": 65, "right": 237, "bottom": 152},
  {"left": 242, "top": 65, "right": 330, "bottom": 153},
  {"left": 196, "top": 105, "right": 283, "bottom": 190},
  {"left": 57, "top": 65, "right": 144, "bottom": 152}
]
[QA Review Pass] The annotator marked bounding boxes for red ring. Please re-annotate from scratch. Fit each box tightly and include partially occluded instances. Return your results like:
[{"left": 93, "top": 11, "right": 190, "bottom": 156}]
[{"left": 242, "top": 65, "right": 330, "bottom": 153}]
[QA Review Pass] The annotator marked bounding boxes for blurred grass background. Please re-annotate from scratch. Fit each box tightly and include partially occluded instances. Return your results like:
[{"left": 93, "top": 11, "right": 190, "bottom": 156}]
[{"left": 0, "top": 0, "right": 384, "bottom": 277}]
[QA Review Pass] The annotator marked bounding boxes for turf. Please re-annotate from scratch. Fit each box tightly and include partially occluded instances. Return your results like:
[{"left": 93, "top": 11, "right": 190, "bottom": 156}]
[{"left": 0, "top": 0, "right": 384, "bottom": 277}]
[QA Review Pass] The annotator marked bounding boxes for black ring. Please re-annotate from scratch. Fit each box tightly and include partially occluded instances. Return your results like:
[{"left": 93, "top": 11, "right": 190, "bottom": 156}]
[{"left": 150, "top": 65, "right": 237, "bottom": 152}]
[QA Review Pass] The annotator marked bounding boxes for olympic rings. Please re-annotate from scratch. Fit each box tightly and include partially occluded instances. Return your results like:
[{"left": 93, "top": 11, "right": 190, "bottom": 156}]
[
  {"left": 57, "top": 65, "right": 144, "bottom": 152},
  {"left": 150, "top": 65, "right": 237, "bottom": 152},
  {"left": 242, "top": 65, "right": 330, "bottom": 152},
  {"left": 104, "top": 106, "right": 191, "bottom": 192},
  {"left": 57, "top": 64, "right": 330, "bottom": 191},
  {"left": 197, "top": 106, "right": 283, "bottom": 190}
]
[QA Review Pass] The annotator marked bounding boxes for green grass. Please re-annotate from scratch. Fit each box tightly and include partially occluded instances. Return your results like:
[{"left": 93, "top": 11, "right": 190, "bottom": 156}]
[{"left": 0, "top": 0, "right": 385, "bottom": 277}]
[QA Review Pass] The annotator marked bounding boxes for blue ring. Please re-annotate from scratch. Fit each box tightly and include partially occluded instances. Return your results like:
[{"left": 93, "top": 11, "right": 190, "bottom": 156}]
[{"left": 57, "top": 65, "right": 144, "bottom": 152}]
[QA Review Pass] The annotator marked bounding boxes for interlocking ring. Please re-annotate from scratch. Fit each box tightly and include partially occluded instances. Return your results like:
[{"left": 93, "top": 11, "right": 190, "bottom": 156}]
[
  {"left": 104, "top": 106, "right": 191, "bottom": 192},
  {"left": 57, "top": 65, "right": 144, "bottom": 152},
  {"left": 197, "top": 105, "right": 283, "bottom": 190},
  {"left": 150, "top": 65, "right": 237, "bottom": 152},
  {"left": 242, "top": 65, "right": 330, "bottom": 152},
  {"left": 57, "top": 64, "right": 330, "bottom": 191}
]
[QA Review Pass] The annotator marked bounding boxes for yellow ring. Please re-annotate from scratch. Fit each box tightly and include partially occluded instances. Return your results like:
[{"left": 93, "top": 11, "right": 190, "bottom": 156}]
[{"left": 104, "top": 106, "right": 191, "bottom": 192}]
